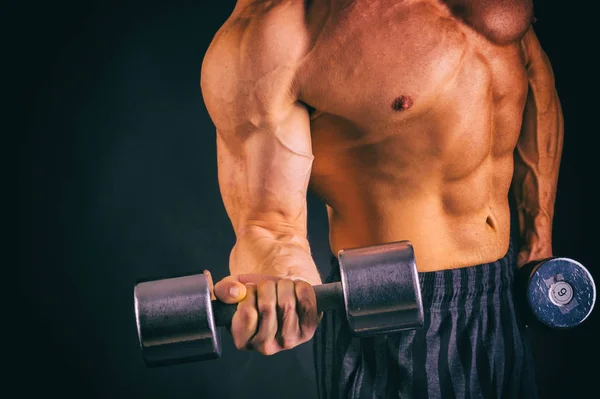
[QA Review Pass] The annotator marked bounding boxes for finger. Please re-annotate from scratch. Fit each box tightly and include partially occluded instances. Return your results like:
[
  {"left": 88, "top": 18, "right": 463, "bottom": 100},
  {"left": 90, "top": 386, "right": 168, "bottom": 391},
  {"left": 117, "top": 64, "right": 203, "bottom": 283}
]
[
  {"left": 214, "top": 275, "right": 247, "bottom": 304},
  {"left": 251, "top": 280, "right": 279, "bottom": 355},
  {"left": 230, "top": 283, "right": 258, "bottom": 350},
  {"left": 276, "top": 279, "right": 300, "bottom": 349},
  {"left": 295, "top": 280, "right": 319, "bottom": 342}
]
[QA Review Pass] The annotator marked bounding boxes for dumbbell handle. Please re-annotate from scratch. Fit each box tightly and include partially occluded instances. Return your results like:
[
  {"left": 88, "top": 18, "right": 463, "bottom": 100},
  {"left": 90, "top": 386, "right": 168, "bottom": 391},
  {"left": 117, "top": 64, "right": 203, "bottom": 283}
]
[{"left": 211, "top": 282, "right": 344, "bottom": 327}]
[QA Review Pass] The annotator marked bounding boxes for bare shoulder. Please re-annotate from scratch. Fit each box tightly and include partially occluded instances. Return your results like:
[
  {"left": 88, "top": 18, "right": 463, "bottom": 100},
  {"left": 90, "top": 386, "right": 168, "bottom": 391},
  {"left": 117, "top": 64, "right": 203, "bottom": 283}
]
[
  {"left": 448, "top": 0, "right": 533, "bottom": 44},
  {"left": 519, "top": 26, "right": 552, "bottom": 71},
  {"left": 200, "top": 0, "right": 311, "bottom": 132}
]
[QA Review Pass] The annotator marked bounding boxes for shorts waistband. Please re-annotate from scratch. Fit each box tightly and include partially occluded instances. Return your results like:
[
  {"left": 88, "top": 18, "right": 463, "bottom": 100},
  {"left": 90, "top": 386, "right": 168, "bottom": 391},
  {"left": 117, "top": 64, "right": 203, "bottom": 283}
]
[
  {"left": 328, "top": 240, "right": 517, "bottom": 309},
  {"left": 417, "top": 240, "right": 516, "bottom": 308}
]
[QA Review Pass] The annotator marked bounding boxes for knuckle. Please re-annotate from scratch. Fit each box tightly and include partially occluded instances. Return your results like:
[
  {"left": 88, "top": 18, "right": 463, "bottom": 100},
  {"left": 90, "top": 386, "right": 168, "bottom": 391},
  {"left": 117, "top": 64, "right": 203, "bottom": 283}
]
[
  {"left": 258, "top": 299, "right": 277, "bottom": 315},
  {"left": 295, "top": 280, "right": 315, "bottom": 298},
  {"left": 278, "top": 298, "right": 296, "bottom": 315},
  {"left": 299, "top": 315, "right": 319, "bottom": 338},
  {"left": 277, "top": 278, "right": 294, "bottom": 289},
  {"left": 299, "top": 330, "right": 316, "bottom": 344},
  {"left": 297, "top": 296, "right": 316, "bottom": 312},
  {"left": 233, "top": 335, "right": 249, "bottom": 351},
  {"left": 257, "top": 341, "right": 279, "bottom": 356},
  {"left": 251, "top": 332, "right": 264, "bottom": 344},
  {"left": 279, "top": 334, "right": 298, "bottom": 350},
  {"left": 250, "top": 335, "right": 265, "bottom": 350},
  {"left": 299, "top": 321, "right": 317, "bottom": 340},
  {"left": 236, "top": 307, "right": 258, "bottom": 326},
  {"left": 243, "top": 284, "right": 257, "bottom": 298},
  {"left": 234, "top": 341, "right": 246, "bottom": 351},
  {"left": 257, "top": 279, "right": 276, "bottom": 291}
]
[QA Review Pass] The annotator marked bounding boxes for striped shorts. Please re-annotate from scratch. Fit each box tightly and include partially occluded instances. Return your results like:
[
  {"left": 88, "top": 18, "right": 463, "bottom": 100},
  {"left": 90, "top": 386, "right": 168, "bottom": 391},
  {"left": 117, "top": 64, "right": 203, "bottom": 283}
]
[{"left": 313, "top": 242, "right": 539, "bottom": 398}]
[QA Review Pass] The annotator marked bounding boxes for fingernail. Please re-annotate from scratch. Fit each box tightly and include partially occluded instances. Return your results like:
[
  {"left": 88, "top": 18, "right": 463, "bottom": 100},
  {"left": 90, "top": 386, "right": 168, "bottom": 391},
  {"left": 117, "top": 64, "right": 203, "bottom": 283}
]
[{"left": 229, "top": 285, "right": 239, "bottom": 298}]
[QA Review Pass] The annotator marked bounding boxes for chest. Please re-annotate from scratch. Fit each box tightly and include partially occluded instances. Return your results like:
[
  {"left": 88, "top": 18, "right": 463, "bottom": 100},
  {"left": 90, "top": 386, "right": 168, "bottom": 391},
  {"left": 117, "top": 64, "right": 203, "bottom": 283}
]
[{"left": 300, "top": 0, "right": 531, "bottom": 124}]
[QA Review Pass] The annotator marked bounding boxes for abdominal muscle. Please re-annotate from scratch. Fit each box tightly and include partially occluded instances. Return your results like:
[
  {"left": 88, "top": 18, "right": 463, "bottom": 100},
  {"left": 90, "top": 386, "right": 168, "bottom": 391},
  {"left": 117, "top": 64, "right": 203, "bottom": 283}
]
[
  {"left": 309, "top": 121, "right": 516, "bottom": 272},
  {"left": 325, "top": 191, "right": 512, "bottom": 272}
]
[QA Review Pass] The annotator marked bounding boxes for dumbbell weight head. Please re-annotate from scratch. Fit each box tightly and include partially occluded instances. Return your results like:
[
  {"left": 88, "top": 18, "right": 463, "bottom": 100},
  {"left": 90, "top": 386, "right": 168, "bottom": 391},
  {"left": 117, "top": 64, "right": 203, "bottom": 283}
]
[
  {"left": 134, "top": 271, "right": 223, "bottom": 367},
  {"left": 519, "top": 257, "right": 596, "bottom": 329},
  {"left": 338, "top": 241, "right": 424, "bottom": 336}
]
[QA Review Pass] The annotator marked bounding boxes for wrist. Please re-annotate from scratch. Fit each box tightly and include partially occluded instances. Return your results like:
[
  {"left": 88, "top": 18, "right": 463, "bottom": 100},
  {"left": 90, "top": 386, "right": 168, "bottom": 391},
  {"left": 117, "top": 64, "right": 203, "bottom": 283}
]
[
  {"left": 229, "top": 225, "right": 319, "bottom": 283},
  {"left": 516, "top": 229, "right": 554, "bottom": 267},
  {"left": 235, "top": 223, "right": 310, "bottom": 251}
]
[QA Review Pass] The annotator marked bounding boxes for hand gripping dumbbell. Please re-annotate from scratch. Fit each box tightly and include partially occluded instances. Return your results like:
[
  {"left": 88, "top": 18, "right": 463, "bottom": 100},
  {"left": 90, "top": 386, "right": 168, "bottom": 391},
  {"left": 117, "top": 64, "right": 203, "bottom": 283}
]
[
  {"left": 517, "top": 257, "right": 596, "bottom": 329},
  {"left": 134, "top": 241, "right": 424, "bottom": 367}
]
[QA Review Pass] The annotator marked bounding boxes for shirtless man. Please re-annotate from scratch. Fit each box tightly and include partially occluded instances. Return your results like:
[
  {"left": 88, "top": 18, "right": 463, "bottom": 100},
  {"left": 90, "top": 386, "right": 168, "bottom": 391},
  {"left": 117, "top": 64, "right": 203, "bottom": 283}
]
[{"left": 200, "top": 0, "right": 563, "bottom": 397}]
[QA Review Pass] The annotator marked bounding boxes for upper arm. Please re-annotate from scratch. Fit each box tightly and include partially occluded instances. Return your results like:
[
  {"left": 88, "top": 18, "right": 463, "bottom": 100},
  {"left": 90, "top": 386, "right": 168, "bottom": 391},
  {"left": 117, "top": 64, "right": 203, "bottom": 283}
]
[
  {"left": 201, "top": 1, "right": 309, "bottom": 134},
  {"left": 200, "top": 1, "right": 314, "bottom": 233},
  {"left": 516, "top": 27, "right": 564, "bottom": 173},
  {"left": 521, "top": 27, "right": 559, "bottom": 114}
]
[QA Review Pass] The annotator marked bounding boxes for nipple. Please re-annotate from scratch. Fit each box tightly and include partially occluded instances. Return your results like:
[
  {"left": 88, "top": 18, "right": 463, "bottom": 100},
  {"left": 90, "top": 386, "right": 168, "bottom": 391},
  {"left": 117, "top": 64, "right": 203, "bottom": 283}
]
[{"left": 391, "top": 95, "right": 413, "bottom": 111}]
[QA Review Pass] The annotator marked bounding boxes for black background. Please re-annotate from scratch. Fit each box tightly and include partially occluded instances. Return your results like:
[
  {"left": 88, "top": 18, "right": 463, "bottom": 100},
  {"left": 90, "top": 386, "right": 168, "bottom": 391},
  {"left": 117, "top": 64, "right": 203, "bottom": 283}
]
[{"left": 14, "top": 1, "right": 598, "bottom": 398}]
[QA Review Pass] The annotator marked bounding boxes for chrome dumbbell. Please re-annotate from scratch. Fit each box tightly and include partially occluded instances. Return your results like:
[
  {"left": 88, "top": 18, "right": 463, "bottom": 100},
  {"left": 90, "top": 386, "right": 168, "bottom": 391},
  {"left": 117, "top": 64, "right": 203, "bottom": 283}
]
[{"left": 134, "top": 241, "right": 424, "bottom": 367}]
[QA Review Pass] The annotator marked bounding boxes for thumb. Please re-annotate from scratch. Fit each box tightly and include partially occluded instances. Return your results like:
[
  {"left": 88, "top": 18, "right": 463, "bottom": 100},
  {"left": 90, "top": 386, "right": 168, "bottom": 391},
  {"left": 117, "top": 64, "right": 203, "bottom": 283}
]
[{"left": 214, "top": 275, "right": 247, "bottom": 304}]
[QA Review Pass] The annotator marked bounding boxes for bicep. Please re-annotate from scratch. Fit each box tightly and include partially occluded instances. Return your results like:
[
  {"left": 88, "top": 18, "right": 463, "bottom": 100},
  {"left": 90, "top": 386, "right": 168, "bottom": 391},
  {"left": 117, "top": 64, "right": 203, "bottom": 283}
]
[
  {"left": 201, "top": 9, "right": 313, "bottom": 233},
  {"left": 520, "top": 27, "right": 562, "bottom": 122},
  {"left": 517, "top": 27, "right": 564, "bottom": 170}
]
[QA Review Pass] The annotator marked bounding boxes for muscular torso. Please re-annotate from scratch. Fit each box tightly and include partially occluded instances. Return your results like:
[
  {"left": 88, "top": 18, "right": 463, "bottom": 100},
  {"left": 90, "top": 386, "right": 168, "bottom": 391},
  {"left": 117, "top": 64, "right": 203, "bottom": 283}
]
[{"left": 296, "top": 0, "right": 533, "bottom": 270}]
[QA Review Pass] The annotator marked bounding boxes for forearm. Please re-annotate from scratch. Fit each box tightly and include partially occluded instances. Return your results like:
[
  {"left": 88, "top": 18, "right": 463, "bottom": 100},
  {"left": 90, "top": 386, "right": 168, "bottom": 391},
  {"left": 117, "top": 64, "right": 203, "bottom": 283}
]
[
  {"left": 216, "top": 107, "right": 321, "bottom": 282},
  {"left": 513, "top": 130, "right": 562, "bottom": 262},
  {"left": 511, "top": 28, "right": 564, "bottom": 266},
  {"left": 513, "top": 95, "right": 563, "bottom": 228}
]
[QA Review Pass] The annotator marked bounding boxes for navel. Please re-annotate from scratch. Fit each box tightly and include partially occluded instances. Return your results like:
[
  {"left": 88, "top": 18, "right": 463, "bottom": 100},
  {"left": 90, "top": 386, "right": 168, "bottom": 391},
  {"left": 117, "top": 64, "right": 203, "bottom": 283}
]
[{"left": 391, "top": 95, "right": 413, "bottom": 111}]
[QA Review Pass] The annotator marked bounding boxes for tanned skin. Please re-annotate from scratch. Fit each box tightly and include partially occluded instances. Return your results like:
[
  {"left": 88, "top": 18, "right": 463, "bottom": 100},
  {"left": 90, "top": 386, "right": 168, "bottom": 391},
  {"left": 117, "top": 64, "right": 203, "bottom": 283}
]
[{"left": 200, "top": 0, "right": 563, "bottom": 356}]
